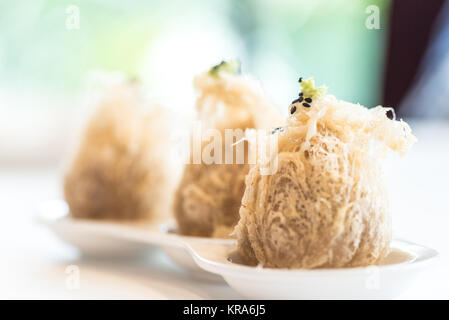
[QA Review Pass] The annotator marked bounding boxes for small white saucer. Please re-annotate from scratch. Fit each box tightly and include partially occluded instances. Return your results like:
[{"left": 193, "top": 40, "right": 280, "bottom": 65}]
[
  {"left": 36, "top": 199, "right": 232, "bottom": 280},
  {"left": 36, "top": 200, "right": 150, "bottom": 259},
  {"left": 37, "top": 200, "right": 438, "bottom": 298},
  {"left": 186, "top": 239, "right": 438, "bottom": 299}
]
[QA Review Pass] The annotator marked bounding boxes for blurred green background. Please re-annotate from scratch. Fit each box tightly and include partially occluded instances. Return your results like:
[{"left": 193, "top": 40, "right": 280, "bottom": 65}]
[
  {"left": 0, "top": 0, "right": 390, "bottom": 164},
  {"left": 0, "top": 0, "right": 390, "bottom": 110}
]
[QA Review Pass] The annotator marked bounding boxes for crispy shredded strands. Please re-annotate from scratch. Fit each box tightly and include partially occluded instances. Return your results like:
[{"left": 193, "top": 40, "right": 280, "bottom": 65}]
[
  {"left": 174, "top": 67, "right": 283, "bottom": 238},
  {"left": 235, "top": 91, "right": 416, "bottom": 268},
  {"left": 64, "top": 82, "right": 176, "bottom": 221}
]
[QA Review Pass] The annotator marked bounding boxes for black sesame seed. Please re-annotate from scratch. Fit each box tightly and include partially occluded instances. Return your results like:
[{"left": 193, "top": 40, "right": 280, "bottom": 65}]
[
  {"left": 290, "top": 106, "right": 297, "bottom": 114},
  {"left": 298, "top": 77, "right": 303, "bottom": 83},
  {"left": 291, "top": 98, "right": 300, "bottom": 104},
  {"left": 271, "top": 126, "right": 285, "bottom": 134},
  {"left": 298, "top": 96, "right": 304, "bottom": 102},
  {"left": 302, "top": 102, "right": 311, "bottom": 108},
  {"left": 305, "top": 97, "right": 312, "bottom": 103},
  {"left": 386, "top": 109, "right": 394, "bottom": 120},
  {"left": 299, "top": 92, "right": 303, "bottom": 96}
]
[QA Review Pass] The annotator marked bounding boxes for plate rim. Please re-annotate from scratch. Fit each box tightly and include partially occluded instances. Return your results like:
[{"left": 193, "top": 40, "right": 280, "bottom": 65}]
[{"left": 189, "top": 239, "right": 439, "bottom": 278}]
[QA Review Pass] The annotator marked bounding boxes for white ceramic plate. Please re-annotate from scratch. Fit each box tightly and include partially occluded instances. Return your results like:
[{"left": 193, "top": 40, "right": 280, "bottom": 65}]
[
  {"left": 36, "top": 199, "right": 232, "bottom": 280},
  {"left": 36, "top": 200, "right": 152, "bottom": 258},
  {"left": 186, "top": 239, "right": 438, "bottom": 299},
  {"left": 37, "top": 200, "right": 438, "bottom": 298}
]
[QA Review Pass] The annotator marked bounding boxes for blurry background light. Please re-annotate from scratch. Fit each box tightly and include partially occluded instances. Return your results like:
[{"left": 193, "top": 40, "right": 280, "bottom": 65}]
[{"left": 0, "top": 0, "right": 390, "bottom": 163}]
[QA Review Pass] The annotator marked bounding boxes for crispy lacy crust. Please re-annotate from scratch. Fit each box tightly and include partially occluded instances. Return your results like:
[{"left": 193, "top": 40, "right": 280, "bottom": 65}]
[
  {"left": 174, "top": 72, "right": 283, "bottom": 237},
  {"left": 193, "top": 72, "right": 283, "bottom": 131},
  {"left": 64, "top": 84, "right": 174, "bottom": 220},
  {"left": 174, "top": 163, "right": 248, "bottom": 237},
  {"left": 236, "top": 95, "right": 416, "bottom": 268}
]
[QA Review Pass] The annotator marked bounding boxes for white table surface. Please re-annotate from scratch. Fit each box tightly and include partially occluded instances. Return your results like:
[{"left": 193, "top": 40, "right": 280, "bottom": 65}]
[{"left": 1, "top": 120, "right": 448, "bottom": 299}]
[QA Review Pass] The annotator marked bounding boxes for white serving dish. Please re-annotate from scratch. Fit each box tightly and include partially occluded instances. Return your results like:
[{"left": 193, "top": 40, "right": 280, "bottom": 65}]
[
  {"left": 186, "top": 239, "right": 438, "bottom": 299},
  {"left": 36, "top": 199, "right": 232, "bottom": 280},
  {"left": 37, "top": 199, "right": 438, "bottom": 298}
]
